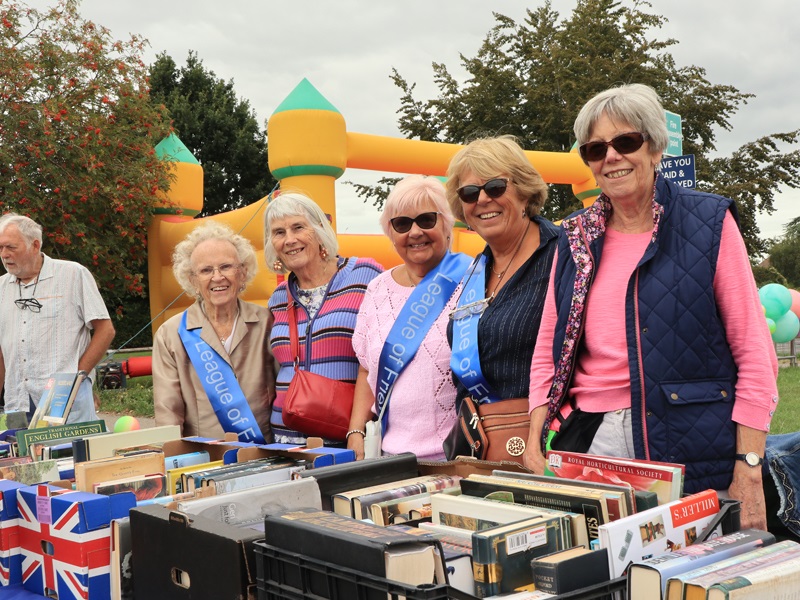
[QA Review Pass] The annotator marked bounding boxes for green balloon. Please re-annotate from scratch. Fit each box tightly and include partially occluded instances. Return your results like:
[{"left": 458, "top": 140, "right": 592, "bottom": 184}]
[
  {"left": 759, "top": 283, "right": 793, "bottom": 321},
  {"left": 766, "top": 318, "right": 776, "bottom": 334},
  {"left": 772, "top": 310, "right": 800, "bottom": 343}
]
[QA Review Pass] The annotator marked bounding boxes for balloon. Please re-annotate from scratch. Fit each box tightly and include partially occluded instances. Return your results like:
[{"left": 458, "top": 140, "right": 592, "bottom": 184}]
[
  {"left": 759, "top": 283, "right": 793, "bottom": 321},
  {"left": 113, "top": 415, "right": 141, "bottom": 433},
  {"left": 790, "top": 289, "right": 800, "bottom": 319},
  {"left": 766, "top": 318, "right": 776, "bottom": 335},
  {"left": 772, "top": 310, "right": 800, "bottom": 343}
]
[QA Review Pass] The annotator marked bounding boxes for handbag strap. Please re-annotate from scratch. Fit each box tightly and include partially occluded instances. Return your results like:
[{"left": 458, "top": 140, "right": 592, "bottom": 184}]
[{"left": 287, "top": 298, "right": 302, "bottom": 370}]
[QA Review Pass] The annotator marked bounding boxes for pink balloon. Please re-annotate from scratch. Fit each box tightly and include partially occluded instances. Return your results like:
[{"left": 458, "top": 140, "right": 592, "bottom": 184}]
[{"left": 791, "top": 289, "right": 800, "bottom": 319}]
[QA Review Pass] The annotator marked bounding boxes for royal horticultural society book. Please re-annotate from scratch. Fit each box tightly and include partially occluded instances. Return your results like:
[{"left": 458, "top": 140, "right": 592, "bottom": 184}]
[
  {"left": 546, "top": 449, "right": 684, "bottom": 504},
  {"left": 262, "top": 508, "right": 446, "bottom": 588},
  {"left": 671, "top": 540, "right": 800, "bottom": 600},
  {"left": 598, "top": 488, "right": 720, "bottom": 578},
  {"left": 627, "top": 528, "right": 776, "bottom": 599},
  {"left": 16, "top": 419, "right": 106, "bottom": 457}
]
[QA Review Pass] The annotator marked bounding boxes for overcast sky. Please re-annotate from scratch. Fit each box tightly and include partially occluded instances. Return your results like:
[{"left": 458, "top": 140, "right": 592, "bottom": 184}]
[{"left": 30, "top": 0, "right": 800, "bottom": 239}]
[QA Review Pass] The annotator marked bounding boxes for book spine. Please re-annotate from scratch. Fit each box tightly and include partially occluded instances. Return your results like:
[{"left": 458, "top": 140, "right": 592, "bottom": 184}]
[
  {"left": 355, "top": 476, "right": 459, "bottom": 519},
  {"left": 471, "top": 529, "right": 500, "bottom": 598},
  {"left": 71, "top": 438, "right": 89, "bottom": 464},
  {"left": 531, "top": 561, "right": 558, "bottom": 594}
]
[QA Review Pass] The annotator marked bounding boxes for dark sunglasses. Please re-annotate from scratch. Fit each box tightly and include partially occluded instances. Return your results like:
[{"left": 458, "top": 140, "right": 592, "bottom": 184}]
[
  {"left": 390, "top": 211, "right": 439, "bottom": 234},
  {"left": 456, "top": 178, "right": 509, "bottom": 204},
  {"left": 579, "top": 132, "right": 649, "bottom": 162}
]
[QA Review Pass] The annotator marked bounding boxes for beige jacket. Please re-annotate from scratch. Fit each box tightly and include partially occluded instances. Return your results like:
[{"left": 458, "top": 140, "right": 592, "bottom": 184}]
[{"left": 152, "top": 300, "right": 273, "bottom": 440}]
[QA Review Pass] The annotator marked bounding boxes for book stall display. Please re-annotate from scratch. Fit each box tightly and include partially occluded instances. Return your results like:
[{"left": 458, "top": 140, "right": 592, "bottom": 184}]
[{"left": 0, "top": 413, "right": 787, "bottom": 600}]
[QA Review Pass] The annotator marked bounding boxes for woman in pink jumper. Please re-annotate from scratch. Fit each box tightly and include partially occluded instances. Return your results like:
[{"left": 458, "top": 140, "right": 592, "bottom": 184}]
[
  {"left": 523, "top": 84, "right": 778, "bottom": 531},
  {"left": 348, "top": 176, "right": 471, "bottom": 460}
]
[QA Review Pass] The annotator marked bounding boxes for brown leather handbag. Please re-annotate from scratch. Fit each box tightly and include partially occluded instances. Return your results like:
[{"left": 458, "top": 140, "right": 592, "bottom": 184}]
[{"left": 444, "top": 396, "right": 531, "bottom": 463}]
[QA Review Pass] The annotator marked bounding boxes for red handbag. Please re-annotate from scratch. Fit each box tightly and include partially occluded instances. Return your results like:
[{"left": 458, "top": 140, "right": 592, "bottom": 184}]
[{"left": 282, "top": 300, "right": 354, "bottom": 441}]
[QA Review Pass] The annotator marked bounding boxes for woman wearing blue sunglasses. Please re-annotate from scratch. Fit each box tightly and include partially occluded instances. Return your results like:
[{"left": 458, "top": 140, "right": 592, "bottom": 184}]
[
  {"left": 442, "top": 135, "right": 560, "bottom": 463},
  {"left": 525, "top": 83, "right": 781, "bottom": 535}
]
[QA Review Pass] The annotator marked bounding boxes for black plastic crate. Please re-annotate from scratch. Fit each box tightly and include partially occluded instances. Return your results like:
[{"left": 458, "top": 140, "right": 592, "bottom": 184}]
[{"left": 254, "top": 540, "right": 474, "bottom": 600}]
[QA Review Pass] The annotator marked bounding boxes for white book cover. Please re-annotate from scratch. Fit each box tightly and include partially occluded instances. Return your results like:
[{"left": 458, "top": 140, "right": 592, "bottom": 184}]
[
  {"left": 599, "top": 488, "right": 719, "bottom": 578},
  {"left": 177, "top": 477, "right": 321, "bottom": 526}
]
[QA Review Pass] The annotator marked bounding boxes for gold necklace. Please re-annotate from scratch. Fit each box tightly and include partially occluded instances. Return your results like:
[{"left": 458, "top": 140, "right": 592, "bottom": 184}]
[{"left": 487, "top": 219, "right": 530, "bottom": 298}]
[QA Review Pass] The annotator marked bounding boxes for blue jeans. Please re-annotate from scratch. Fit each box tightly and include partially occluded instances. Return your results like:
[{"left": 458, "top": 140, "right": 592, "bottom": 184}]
[{"left": 765, "top": 432, "right": 800, "bottom": 538}]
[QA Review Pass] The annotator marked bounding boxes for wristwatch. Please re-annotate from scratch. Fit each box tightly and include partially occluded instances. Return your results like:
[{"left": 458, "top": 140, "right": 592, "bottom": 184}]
[{"left": 734, "top": 452, "right": 764, "bottom": 467}]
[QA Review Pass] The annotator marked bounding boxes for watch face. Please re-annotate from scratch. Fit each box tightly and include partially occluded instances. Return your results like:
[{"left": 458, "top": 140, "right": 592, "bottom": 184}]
[{"left": 745, "top": 452, "right": 761, "bottom": 467}]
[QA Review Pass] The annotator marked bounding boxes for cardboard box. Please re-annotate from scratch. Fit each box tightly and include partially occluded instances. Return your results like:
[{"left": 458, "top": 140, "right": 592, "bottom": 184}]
[
  {"left": 162, "top": 436, "right": 340, "bottom": 469},
  {"left": 130, "top": 504, "right": 262, "bottom": 600},
  {"left": 260, "top": 437, "right": 356, "bottom": 465},
  {"left": 0, "top": 480, "right": 24, "bottom": 586},
  {"left": 17, "top": 484, "right": 134, "bottom": 599}
]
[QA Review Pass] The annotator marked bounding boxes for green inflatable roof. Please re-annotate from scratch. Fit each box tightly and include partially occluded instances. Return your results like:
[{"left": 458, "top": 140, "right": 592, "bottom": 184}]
[
  {"left": 155, "top": 134, "right": 199, "bottom": 164},
  {"left": 273, "top": 78, "right": 340, "bottom": 115}
]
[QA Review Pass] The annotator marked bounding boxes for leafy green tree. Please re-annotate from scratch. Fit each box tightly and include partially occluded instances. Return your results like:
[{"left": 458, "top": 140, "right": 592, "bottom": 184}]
[
  {"left": 0, "top": 0, "right": 172, "bottom": 301},
  {"left": 149, "top": 51, "right": 275, "bottom": 216},
  {"left": 384, "top": 0, "right": 800, "bottom": 256},
  {"left": 768, "top": 216, "right": 800, "bottom": 288}
]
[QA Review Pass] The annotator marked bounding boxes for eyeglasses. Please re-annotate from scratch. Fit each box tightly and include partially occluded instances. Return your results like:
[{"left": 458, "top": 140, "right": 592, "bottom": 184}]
[
  {"left": 389, "top": 211, "right": 440, "bottom": 234},
  {"left": 578, "top": 132, "right": 649, "bottom": 162},
  {"left": 456, "top": 178, "right": 509, "bottom": 204},
  {"left": 192, "top": 263, "right": 241, "bottom": 280},
  {"left": 449, "top": 298, "right": 492, "bottom": 321},
  {"left": 15, "top": 297, "right": 42, "bottom": 313}
]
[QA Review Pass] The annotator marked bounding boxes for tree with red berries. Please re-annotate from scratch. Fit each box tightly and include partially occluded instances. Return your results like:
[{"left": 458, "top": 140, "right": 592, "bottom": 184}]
[{"left": 0, "top": 0, "right": 172, "bottom": 305}]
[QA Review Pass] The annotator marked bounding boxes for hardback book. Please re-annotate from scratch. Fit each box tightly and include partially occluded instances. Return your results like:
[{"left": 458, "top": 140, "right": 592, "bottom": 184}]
[
  {"left": 74, "top": 451, "right": 166, "bottom": 492},
  {"left": 430, "top": 493, "right": 571, "bottom": 550},
  {"left": 94, "top": 473, "right": 168, "bottom": 502},
  {"left": 263, "top": 508, "right": 446, "bottom": 588},
  {"left": 177, "top": 477, "right": 321, "bottom": 526},
  {"left": 71, "top": 425, "right": 181, "bottom": 462},
  {"left": 16, "top": 419, "right": 106, "bottom": 457},
  {"left": 706, "top": 553, "right": 800, "bottom": 599},
  {"left": 110, "top": 517, "right": 133, "bottom": 600},
  {"left": 388, "top": 524, "right": 474, "bottom": 595},
  {"left": 332, "top": 474, "right": 461, "bottom": 518},
  {"left": 164, "top": 450, "right": 211, "bottom": 471},
  {"left": 297, "top": 451, "right": 418, "bottom": 511},
  {"left": 531, "top": 546, "right": 610, "bottom": 596},
  {"left": 203, "top": 459, "right": 308, "bottom": 494},
  {"left": 627, "top": 528, "right": 776, "bottom": 600},
  {"left": 417, "top": 521, "right": 475, "bottom": 547},
  {"left": 492, "top": 468, "right": 636, "bottom": 517},
  {"left": 370, "top": 487, "right": 461, "bottom": 527},
  {"left": 168, "top": 460, "right": 225, "bottom": 494},
  {"left": 471, "top": 513, "right": 567, "bottom": 597},
  {"left": 461, "top": 473, "right": 614, "bottom": 543},
  {"left": 0, "top": 458, "right": 60, "bottom": 484},
  {"left": 674, "top": 540, "right": 800, "bottom": 600},
  {"left": 187, "top": 456, "right": 297, "bottom": 491},
  {"left": 598, "top": 488, "right": 720, "bottom": 578},
  {"left": 546, "top": 450, "right": 684, "bottom": 504},
  {"left": 29, "top": 371, "right": 87, "bottom": 427}
]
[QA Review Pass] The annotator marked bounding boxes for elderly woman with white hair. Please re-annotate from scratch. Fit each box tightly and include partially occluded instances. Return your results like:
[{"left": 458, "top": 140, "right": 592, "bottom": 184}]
[
  {"left": 265, "top": 192, "right": 383, "bottom": 444},
  {"left": 153, "top": 221, "right": 273, "bottom": 442},
  {"left": 347, "top": 176, "right": 471, "bottom": 460}
]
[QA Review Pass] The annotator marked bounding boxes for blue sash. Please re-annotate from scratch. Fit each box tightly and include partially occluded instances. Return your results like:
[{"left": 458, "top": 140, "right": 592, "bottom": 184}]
[
  {"left": 450, "top": 254, "right": 502, "bottom": 403},
  {"left": 178, "top": 311, "right": 266, "bottom": 443},
  {"left": 376, "top": 251, "right": 471, "bottom": 430}
]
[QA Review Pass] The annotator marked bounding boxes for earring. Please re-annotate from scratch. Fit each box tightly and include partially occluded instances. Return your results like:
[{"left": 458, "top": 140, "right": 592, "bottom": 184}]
[
  {"left": 320, "top": 246, "right": 329, "bottom": 260},
  {"left": 273, "top": 259, "right": 283, "bottom": 272}
]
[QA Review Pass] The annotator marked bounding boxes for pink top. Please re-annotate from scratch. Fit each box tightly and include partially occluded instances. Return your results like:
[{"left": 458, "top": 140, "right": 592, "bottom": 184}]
[
  {"left": 530, "top": 212, "right": 778, "bottom": 432},
  {"left": 352, "top": 268, "right": 458, "bottom": 460}
]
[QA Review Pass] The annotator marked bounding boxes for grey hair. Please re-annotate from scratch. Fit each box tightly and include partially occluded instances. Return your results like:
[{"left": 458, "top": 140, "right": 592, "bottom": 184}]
[
  {"left": 263, "top": 192, "right": 339, "bottom": 274},
  {"left": 380, "top": 175, "right": 455, "bottom": 247},
  {"left": 573, "top": 83, "right": 669, "bottom": 162},
  {"left": 172, "top": 221, "right": 258, "bottom": 297},
  {"left": 0, "top": 213, "right": 43, "bottom": 248}
]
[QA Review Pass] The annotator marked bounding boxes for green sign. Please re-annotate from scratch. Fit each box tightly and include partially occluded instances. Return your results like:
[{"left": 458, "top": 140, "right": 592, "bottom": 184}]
[{"left": 665, "top": 110, "right": 683, "bottom": 157}]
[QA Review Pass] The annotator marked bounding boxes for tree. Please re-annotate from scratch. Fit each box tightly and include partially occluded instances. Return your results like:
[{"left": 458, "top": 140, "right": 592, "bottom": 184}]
[
  {"left": 384, "top": 0, "right": 800, "bottom": 256},
  {"left": 149, "top": 51, "right": 275, "bottom": 216},
  {"left": 768, "top": 216, "right": 800, "bottom": 288},
  {"left": 0, "top": 0, "right": 172, "bottom": 302}
]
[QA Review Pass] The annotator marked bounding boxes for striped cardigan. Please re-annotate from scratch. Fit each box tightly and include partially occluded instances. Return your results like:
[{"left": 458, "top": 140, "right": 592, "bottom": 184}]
[{"left": 268, "top": 256, "right": 383, "bottom": 443}]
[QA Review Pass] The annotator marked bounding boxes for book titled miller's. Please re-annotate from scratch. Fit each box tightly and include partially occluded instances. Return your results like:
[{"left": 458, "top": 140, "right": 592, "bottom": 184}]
[
  {"left": 598, "top": 488, "right": 720, "bottom": 578},
  {"left": 627, "top": 528, "right": 776, "bottom": 600},
  {"left": 547, "top": 450, "right": 684, "bottom": 504},
  {"left": 263, "top": 508, "right": 445, "bottom": 588}
]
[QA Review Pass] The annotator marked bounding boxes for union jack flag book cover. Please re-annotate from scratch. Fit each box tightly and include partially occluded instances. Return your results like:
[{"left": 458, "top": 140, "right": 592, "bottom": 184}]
[
  {"left": 17, "top": 484, "right": 134, "bottom": 600},
  {"left": 0, "top": 480, "right": 25, "bottom": 587}
]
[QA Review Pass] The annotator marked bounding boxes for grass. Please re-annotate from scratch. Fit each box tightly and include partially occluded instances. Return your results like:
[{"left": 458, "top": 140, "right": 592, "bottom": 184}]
[{"left": 97, "top": 351, "right": 800, "bottom": 434}]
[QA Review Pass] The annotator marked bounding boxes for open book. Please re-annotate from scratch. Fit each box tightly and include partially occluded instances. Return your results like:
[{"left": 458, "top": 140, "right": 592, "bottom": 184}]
[{"left": 30, "top": 371, "right": 88, "bottom": 427}]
